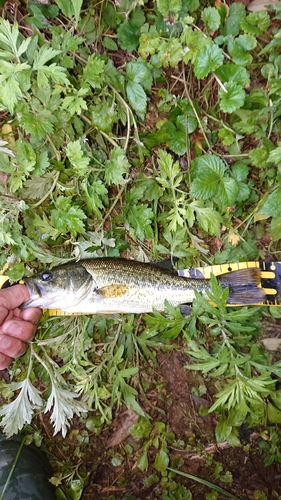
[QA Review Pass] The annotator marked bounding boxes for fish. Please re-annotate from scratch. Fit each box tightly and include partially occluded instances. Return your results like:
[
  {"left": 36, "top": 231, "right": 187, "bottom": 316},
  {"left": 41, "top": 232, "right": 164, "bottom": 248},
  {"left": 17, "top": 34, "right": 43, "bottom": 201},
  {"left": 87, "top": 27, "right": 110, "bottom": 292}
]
[{"left": 21, "top": 257, "right": 266, "bottom": 314}]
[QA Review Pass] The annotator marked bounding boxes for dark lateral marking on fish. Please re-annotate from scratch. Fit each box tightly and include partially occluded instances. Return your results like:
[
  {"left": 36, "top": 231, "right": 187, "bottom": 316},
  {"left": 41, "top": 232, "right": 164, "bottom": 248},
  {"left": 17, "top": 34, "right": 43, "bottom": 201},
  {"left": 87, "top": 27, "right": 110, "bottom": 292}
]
[{"left": 98, "top": 284, "right": 129, "bottom": 298}]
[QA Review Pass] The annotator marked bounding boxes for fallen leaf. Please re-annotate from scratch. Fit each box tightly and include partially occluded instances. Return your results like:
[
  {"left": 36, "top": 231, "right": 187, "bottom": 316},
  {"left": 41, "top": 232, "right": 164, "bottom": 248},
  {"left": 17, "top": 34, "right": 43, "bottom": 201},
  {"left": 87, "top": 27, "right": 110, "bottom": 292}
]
[
  {"left": 106, "top": 409, "right": 139, "bottom": 448},
  {"left": 262, "top": 338, "right": 281, "bottom": 351}
]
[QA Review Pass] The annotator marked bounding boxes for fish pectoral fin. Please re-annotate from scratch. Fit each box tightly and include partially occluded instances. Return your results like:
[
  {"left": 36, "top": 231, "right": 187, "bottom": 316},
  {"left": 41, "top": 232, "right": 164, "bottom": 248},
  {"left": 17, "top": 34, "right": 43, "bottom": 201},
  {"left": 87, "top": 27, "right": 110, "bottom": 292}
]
[
  {"left": 98, "top": 284, "right": 129, "bottom": 298},
  {"left": 179, "top": 304, "right": 192, "bottom": 317}
]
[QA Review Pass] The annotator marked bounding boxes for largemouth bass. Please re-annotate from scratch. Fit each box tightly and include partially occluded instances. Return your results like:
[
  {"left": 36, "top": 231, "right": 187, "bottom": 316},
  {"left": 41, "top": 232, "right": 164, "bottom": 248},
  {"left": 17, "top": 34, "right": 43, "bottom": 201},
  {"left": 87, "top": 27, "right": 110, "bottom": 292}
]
[{"left": 21, "top": 258, "right": 266, "bottom": 314}]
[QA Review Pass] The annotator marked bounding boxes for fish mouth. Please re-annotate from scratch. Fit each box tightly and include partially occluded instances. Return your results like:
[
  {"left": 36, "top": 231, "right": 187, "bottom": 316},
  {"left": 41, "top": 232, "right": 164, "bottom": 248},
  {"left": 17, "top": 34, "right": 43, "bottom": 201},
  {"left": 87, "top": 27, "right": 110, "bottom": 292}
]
[{"left": 20, "top": 279, "right": 44, "bottom": 309}]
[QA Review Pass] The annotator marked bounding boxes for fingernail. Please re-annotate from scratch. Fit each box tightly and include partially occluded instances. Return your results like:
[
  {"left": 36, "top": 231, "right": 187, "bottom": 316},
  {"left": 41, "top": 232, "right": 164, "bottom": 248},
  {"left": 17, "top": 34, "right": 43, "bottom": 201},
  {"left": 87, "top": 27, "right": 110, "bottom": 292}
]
[
  {"left": 2, "top": 321, "right": 21, "bottom": 336},
  {"left": 0, "top": 336, "right": 11, "bottom": 350}
]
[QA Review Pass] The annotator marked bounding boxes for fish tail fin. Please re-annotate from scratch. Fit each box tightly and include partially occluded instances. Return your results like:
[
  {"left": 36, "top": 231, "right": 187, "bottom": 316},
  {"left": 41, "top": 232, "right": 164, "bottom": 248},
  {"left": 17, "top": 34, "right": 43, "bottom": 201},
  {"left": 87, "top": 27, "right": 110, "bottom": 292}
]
[{"left": 218, "top": 268, "right": 266, "bottom": 305}]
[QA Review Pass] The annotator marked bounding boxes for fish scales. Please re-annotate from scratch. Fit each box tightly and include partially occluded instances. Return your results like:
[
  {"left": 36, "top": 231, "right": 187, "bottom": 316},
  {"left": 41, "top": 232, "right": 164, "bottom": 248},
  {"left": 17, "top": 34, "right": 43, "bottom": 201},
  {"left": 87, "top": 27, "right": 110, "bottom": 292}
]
[{"left": 21, "top": 258, "right": 266, "bottom": 314}]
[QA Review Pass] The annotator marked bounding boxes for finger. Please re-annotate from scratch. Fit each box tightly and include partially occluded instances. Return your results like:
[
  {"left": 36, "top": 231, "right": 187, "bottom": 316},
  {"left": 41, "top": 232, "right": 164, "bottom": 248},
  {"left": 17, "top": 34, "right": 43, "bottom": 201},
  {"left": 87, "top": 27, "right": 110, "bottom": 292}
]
[
  {"left": 0, "top": 284, "right": 30, "bottom": 308},
  {"left": 1, "top": 319, "right": 37, "bottom": 342},
  {"left": 18, "top": 307, "right": 42, "bottom": 324},
  {"left": 0, "top": 352, "right": 12, "bottom": 370},
  {"left": 0, "top": 335, "right": 27, "bottom": 359}
]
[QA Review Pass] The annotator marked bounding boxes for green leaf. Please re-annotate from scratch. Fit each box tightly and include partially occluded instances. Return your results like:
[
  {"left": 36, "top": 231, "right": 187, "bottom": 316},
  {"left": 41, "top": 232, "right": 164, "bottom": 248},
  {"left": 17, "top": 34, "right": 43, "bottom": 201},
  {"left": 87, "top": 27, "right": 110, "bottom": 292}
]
[
  {"left": 227, "top": 34, "right": 256, "bottom": 66},
  {"left": 65, "top": 140, "right": 90, "bottom": 176},
  {"left": 194, "top": 44, "right": 224, "bottom": 79},
  {"left": 103, "top": 37, "right": 118, "bottom": 51},
  {"left": 54, "top": 0, "right": 74, "bottom": 18},
  {"left": 32, "top": 45, "right": 62, "bottom": 69},
  {"left": 20, "top": 109, "right": 57, "bottom": 142},
  {"left": 82, "top": 55, "right": 105, "bottom": 89},
  {"left": 157, "top": 0, "right": 182, "bottom": 16},
  {"left": 219, "top": 81, "right": 246, "bottom": 113},
  {"left": 259, "top": 188, "right": 281, "bottom": 218},
  {"left": 23, "top": 172, "right": 54, "bottom": 200},
  {"left": 104, "top": 146, "right": 130, "bottom": 186},
  {"left": 137, "top": 451, "right": 149, "bottom": 472},
  {"left": 201, "top": 7, "right": 221, "bottom": 32},
  {"left": 215, "top": 419, "right": 232, "bottom": 442},
  {"left": 224, "top": 2, "right": 246, "bottom": 37},
  {"left": 61, "top": 88, "right": 88, "bottom": 116},
  {"left": 271, "top": 217, "right": 281, "bottom": 241},
  {"left": 126, "top": 59, "right": 152, "bottom": 90},
  {"left": 190, "top": 155, "right": 226, "bottom": 199},
  {"left": 90, "top": 99, "right": 117, "bottom": 133},
  {"left": 130, "top": 417, "right": 152, "bottom": 439},
  {"left": 267, "top": 146, "right": 281, "bottom": 166},
  {"left": 139, "top": 29, "right": 161, "bottom": 60},
  {"left": 50, "top": 196, "right": 86, "bottom": 236},
  {"left": 267, "top": 401, "right": 281, "bottom": 424},
  {"left": 188, "top": 201, "right": 223, "bottom": 236},
  {"left": 215, "top": 63, "right": 250, "bottom": 86},
  {"left": 117, "top": 21, "right": 140, "bottom": 51},
  {"left": 70, "top": 0, "right": 83, "bottom": 26},
  {"left": 126, "top": 204, "right": 154, "bottom": 241},
  {"left": 240, "top": 11, "right": 270, "bottom": 35},
  {"left": 0, "top": 19, "right": 31, "bottom": 60},
  {"left": 154, "top": 447, "right": 169, "bottom": 472},
  {"left": 126, "top": 81, "right": 147, "bottom": 114},
  {"left": 158, "top": 39, "right": 184, "bottom": 68},
  {"left": 28, "top": 212, "right": 60, "bottom": 240}
]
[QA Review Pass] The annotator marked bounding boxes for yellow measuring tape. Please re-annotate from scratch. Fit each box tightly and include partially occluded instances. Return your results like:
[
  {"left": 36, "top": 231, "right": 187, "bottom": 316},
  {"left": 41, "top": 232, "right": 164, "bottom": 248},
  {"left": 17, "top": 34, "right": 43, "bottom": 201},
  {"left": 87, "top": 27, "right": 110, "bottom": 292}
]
[{"left": 0, "top": 261, "right": 280, "bottom": 316}]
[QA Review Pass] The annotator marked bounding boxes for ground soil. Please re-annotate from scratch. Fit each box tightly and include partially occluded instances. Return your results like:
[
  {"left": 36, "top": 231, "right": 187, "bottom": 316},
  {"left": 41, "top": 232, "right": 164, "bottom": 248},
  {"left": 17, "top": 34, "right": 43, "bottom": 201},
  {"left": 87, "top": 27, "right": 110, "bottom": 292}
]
[{"left": 41, "top": 349, "right": 281, "bottom": 500}]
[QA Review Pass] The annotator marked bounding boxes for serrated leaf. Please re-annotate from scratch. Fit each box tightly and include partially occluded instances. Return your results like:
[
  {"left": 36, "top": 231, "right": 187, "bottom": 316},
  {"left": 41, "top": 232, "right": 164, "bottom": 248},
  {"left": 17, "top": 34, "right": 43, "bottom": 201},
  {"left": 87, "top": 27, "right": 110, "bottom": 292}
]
[
  {"left": 267, "top": 146, "right": 281, "bottom": 166},
  {"left": 126, "top": 81, "right": 147, "bottom": 114},
  {"left": 126, "top": 203, "right": 154, "bottom": 241},
  {"left": 117, "top": 21, "right": 140, "bottom": 51},
  {"left": 158, "top": 38, "right": 184, "bottom": 68},
  {"left": 170, "top": 129, "right": 187, "bottom": 155},
  {"left": 219, "top": 177, "right": 239, "bottom": 206},
  {"left": 82, "top": 55, "right": 105, "bottom": 89},
  {"left": 215, "top": 63, "right": 250, "bottom": 86},
  {"left": 194, "top": 44, "right": 224, "bottom": 79},
  {"left": 126, "top": 59, "right": 152, "bottom": 90},
  {"left": 61, "top": 91, "right": 88, "bottom": 116},
  {"left": 240, "top": 11, "right": 270, "bottom": 35},
  {"left": 0, "top": 378, "right": 43, "bottom": 437},
  {"left": 51, "top": 196, "right": 86, "bottom": 236},
  {"left": 23, "top": 171, "right": 54, "bottom": 200},
  {"left": 32, "top": 45, "right": 62, "bottom": 70},
  {"left": 65, "top": 140, "right": 90, "bottom": 176},
  {"left": 189, "top": 202, "right": 223, "bottom": 236},
  {"left": 190, "top": 155, "right": 226, "bottom": 199},
  {"left": 27, "top": 212, "right": 60, "bottom": 240},
  {"left": 259, "top": 188, "right": 281, "bottom": 218},
  {"left": 157, "top": 0, "right": 182, "bottom": 16},
  {"left": 20, "top": 109, "right": 57, "bottom": 141},
  {"left": 219, "top": 81, "right": 246, "bottom": 113},
  {"left": 104, "top": 146, "right": 130, "bottom": 186},
  {"left": 201, "top": 7, "right": 221, "bottom": 32},
  {"left": 0, "top": 19, "right": 31, "bottom": 60}
]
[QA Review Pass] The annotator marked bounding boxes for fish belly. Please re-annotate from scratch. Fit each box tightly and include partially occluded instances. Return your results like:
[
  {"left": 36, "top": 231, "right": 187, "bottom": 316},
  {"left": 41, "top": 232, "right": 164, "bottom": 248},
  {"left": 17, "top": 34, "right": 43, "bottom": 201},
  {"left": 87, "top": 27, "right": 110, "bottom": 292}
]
[{"left": 60, "top": 285, "right": 198, "bottom": 314}]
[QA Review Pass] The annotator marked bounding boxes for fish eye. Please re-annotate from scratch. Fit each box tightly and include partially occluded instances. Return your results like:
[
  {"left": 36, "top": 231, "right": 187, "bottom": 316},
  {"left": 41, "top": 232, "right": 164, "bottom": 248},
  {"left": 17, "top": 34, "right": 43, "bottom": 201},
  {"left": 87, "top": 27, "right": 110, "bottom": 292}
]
[{"left": 41, "top": 271, "right": 53, "bottom": 281}]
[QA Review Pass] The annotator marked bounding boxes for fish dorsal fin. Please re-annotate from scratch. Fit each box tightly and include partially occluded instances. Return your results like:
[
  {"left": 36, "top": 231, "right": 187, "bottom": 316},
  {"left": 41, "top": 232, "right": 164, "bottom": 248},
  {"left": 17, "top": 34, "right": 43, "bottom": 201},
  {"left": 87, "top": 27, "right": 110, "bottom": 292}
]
[{"left": 98, "top": 284, "right": 129, "bottom": 298}]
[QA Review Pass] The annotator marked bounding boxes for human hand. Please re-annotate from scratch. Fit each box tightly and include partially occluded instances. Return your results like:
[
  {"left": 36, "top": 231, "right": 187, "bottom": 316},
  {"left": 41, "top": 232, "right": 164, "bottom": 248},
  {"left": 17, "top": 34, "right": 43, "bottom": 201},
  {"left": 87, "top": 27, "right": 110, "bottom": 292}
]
[{"left": 0, "top": 285, "right": 42, "bottom": 370}]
